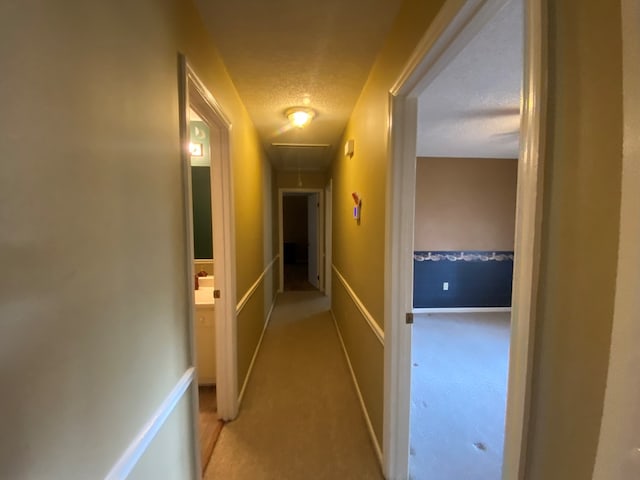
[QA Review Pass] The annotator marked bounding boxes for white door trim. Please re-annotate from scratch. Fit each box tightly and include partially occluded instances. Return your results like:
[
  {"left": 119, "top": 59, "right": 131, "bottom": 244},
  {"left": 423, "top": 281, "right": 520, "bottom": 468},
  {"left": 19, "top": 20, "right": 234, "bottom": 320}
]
[
  {"left": 180, "top": 57, "right": 239, "bottom": 432},
  {"left": 307, "top": 192, "right": 320, "bottom": 288},
  {"left": 324, "top": 179, "right": 333, "bottom": 299},
  {"left": 593, "top": 0, "right": 640, "bottom": 477},
  {"left": 384, "top": 0, "right": 547, "bottom": 478},
  {"left": 278, "top": 188, "right": 324, "bottom": 292},
  {"left": 177, "top": 55, "right": 202, "bottom": 478}
]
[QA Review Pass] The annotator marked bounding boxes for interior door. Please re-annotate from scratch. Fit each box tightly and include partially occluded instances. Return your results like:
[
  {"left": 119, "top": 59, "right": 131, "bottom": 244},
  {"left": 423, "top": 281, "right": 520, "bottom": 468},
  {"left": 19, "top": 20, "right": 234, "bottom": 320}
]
[{"left": 307, "top": 193, "right": 319, "bottom": 288}]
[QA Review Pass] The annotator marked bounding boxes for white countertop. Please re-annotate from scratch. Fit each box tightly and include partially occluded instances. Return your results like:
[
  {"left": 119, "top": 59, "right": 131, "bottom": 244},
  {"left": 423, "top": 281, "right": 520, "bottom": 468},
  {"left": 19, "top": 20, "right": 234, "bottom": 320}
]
[{"left": 194, "top": 287, "right": 215, "bottom": 307}]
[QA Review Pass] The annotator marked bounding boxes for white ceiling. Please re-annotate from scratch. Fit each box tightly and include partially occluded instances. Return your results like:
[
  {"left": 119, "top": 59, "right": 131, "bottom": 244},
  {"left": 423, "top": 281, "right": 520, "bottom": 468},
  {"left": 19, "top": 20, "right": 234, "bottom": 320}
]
[
  {"left": 194, "top": 0, "right": 403, "bottom": 171},
  {"left": 193, "top": 0, "right": 523, "bottom": 171},
  {"left": 417, "top": 0, "right": 523, "bottom": 159}
]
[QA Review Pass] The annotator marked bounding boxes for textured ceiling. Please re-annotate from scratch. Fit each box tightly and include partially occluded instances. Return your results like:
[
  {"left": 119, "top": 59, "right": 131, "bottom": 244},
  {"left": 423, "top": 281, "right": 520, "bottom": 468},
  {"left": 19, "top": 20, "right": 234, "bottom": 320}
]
[
  {"left": 417, "top": 0, "right": 523, "bottom": 159},
  {"left": 194, "top": 0, "right": 403, "bottom": 171}
]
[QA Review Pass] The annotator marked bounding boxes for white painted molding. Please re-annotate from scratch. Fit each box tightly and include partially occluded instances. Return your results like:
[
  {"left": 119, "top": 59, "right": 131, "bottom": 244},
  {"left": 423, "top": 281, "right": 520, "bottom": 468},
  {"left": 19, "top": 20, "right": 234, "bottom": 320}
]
[
  {"left": 501, "top": 1, "right": 546, "bottom": 478},
  {"left": 177, "top": 54, "right": 202, "bottom": 477},
  {"left": 413, "top": 307, "right": 511, "bottom": 314},
  {"left": 105, "top": 367, "right": 195, "bottom": 480},
  {"left": 330, "top": 310, "right": 383, "bottom": 468},
  {"left": 236, "top": 256, "right": 279, "bottom": 315},
  {"left": 184, "top": 59, "right": 238, "bottom": 422},
  {"left": 237, "top": 293, "right": 278, "bottom": 406},
  {"left": 384, "top": 91, "right": 417, "bottom": 480},
  {"left": 390, "top": 0, "right": 509, "bottom": 97},
  {"left": 332, "top": 264, "right": 384, "bottom": 344}
]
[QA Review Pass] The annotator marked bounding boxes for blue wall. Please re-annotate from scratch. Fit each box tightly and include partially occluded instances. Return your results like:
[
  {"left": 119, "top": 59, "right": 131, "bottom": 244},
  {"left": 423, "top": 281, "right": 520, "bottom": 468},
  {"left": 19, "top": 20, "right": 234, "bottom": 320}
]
[{"left": 413, "top": 251, "right": 514, "bottom": 308}]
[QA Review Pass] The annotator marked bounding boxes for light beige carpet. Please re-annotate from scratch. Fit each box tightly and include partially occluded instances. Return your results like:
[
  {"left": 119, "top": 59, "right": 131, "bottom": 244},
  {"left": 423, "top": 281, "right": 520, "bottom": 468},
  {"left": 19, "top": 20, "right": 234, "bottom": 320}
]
[
  {"left": 410, "top": 312, "right": 510, "bottom": 480},
  {"left": 205, "top": 291, "right": 383, "bottom": 480}
]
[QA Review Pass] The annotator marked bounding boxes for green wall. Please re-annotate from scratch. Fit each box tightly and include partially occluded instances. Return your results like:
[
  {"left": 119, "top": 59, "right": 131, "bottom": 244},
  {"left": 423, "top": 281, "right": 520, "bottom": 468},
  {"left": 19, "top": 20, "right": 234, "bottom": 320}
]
[{"left": 191, "top": 166, "right": 213, "bottom": 260}]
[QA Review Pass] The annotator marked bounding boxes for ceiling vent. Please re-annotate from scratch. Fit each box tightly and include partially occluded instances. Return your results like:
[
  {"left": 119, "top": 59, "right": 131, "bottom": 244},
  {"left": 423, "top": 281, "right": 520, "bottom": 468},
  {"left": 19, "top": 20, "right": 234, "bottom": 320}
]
[{"left": 271, "top": 143, "right": 331, "bottom": 149}]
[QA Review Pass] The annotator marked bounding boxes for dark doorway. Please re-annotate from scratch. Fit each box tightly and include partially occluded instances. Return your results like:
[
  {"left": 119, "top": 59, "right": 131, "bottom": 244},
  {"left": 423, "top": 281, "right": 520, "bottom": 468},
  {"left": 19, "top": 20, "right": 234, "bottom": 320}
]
[{"left": 282, "top": 194, "right": 317, "bottom": 291}]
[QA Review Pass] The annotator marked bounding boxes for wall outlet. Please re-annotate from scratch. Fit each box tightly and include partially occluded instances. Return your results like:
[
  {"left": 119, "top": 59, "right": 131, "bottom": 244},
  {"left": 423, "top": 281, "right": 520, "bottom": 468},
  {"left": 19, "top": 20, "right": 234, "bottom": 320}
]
[{"left": 443, "top": 282, "right": 449, "bottom": 291}]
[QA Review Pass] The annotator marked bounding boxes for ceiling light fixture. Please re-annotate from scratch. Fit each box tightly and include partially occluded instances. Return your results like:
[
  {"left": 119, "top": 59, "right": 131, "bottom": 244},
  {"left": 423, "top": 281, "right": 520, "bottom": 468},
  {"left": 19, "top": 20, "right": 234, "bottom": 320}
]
[{"left": 285, "top": 107, "right": 316, "bottom": 128}]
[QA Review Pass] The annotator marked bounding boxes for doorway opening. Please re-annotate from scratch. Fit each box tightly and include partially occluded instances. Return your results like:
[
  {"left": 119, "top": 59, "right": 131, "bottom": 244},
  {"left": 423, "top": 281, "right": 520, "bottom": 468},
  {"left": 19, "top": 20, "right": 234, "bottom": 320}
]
[
  {"left": 179, "top": 57, "right": 238, "bottom": 475},
  {"left": 384, "top": 0, "right": 546, "bottom": 479},
  {"left": 278, "top": 188, "right": 324, "bottom": 293},
  {"left": 409, "top": 0, "right": 522, "bottom": 477},
  {"left": 187, "top": 107, "right": 222, "bottom": 471}
]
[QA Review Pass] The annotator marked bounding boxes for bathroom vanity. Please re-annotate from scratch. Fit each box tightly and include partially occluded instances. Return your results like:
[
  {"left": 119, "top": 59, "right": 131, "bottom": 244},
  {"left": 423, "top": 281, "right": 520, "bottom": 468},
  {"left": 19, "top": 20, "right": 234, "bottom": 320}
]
[{"left": 195, "top": 276, "right": 216, "bottom": 385}]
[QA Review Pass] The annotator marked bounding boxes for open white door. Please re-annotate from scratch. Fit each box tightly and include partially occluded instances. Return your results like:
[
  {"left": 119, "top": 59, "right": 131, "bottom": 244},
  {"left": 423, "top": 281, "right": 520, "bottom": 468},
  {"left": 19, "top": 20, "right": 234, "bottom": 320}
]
[{"left": 307, "top": 193, "right": 319, "bottom": 288}]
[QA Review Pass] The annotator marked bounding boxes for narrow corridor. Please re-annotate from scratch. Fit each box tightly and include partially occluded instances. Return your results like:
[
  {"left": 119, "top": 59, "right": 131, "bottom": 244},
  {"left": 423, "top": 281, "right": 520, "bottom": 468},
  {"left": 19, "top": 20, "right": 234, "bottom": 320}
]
[{"left": 205, "top": 291, "right": 382, "bottom": 479}]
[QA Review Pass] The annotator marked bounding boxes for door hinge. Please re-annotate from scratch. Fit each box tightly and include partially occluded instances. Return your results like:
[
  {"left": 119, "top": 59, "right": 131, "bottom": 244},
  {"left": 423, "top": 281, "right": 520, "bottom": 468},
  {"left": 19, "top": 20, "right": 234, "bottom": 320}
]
[
  {"left": 406, "top": 312, "right": 414, "bottom": 324},
  {"left": 213, "top": 289, "right": 221, "bottom": 299}
]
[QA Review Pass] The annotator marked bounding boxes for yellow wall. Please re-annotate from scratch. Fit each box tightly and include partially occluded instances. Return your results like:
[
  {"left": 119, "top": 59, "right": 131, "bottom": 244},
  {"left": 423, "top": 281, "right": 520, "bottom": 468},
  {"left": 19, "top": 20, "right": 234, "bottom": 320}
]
[
  {"left": 526, "top": 1, "right": 623, "bottom": 478},
  {"left": 0, "top": 0, "right": 274, "bottom": 477},
  {"left": 277, "top": 171, "right": 328, "bottom": 189},
  {"left": 330, "top": 0, "right": 447, "bottom": 446},
  {"left": 414, "top": 157, "right": 517, "bottom": 251}
]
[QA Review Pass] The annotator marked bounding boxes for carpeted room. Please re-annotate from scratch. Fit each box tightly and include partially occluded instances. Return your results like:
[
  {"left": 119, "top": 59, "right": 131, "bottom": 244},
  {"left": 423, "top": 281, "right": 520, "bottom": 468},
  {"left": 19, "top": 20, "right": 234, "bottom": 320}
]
[{"left": 410, "top": 155, "right": 518, "bottom": 479}]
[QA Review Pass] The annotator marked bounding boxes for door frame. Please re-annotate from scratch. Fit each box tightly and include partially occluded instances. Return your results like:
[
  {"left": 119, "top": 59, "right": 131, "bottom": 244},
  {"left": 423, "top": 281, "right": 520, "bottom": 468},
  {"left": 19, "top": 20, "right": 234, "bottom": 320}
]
[
  {"left": 383, "top": 0, "right": 547, "bottom": 479},
  {"left": 324, "top": 179, "right": 333, "bottom": 300},
  {"left": 306, "top": 191, "right": 321, "bottom": 288},
  {"left": 179, "top": 57, "right": 238, "bottom": 434},
  {"left": 278, "top": 188, "right": 324, "bottom": 292}
]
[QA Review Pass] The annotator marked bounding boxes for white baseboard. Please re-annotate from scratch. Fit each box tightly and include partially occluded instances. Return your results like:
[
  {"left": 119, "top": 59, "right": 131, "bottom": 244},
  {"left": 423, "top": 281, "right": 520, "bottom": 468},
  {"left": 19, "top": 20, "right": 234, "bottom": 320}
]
[
  {"left": 413, "top": 306, "right": 512, "bottom": 314},
  {"left": 237, "top": 293, "right": 278, "bottom": 406},
  {"left": 330, "top": 310, "right": 383, "bottom": 468}
]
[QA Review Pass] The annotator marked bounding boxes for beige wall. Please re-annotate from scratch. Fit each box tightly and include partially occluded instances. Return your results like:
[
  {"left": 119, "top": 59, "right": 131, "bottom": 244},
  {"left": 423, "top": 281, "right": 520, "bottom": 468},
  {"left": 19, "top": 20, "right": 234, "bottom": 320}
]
[
  {"left": 330, "top": 0, "right": 448, "bottom": 445},
  {"left": 0, "top": 0, "right": 274, "bottom": 478},
  {"left": 526, "top": 1, "right": 623, "bottom": 478},
  {"left": 414, "top": 157, "right": 517, "bottom": 251}
]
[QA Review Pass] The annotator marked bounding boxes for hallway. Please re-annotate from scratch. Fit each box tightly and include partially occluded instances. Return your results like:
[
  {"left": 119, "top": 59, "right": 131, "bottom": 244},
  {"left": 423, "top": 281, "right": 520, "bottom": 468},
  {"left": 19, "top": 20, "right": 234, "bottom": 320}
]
[{"left": 205, "top": 291, "right": 382, "bottom": 479}]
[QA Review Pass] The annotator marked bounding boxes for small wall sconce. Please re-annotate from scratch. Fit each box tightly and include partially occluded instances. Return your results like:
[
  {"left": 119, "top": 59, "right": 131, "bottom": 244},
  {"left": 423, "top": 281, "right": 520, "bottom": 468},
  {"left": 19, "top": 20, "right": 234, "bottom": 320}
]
[{"left": 189, "top": 143, "right": 203, "bottom": 156}]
